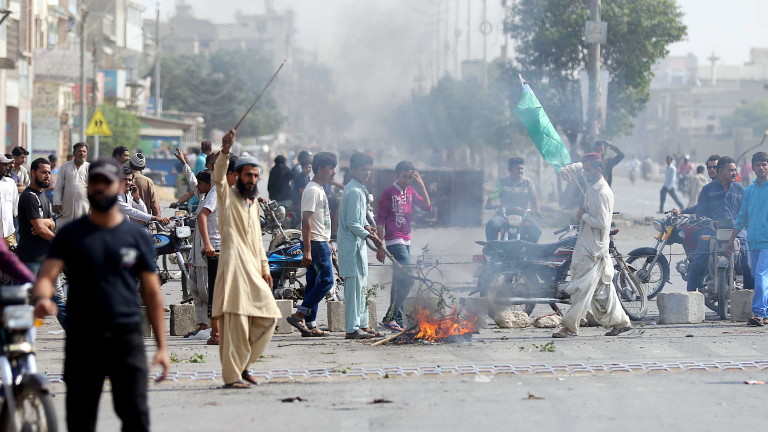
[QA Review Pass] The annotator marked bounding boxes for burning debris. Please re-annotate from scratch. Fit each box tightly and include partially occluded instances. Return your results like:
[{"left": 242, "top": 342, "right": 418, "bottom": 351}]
[{"left": 373, "top": 307, "right": 478, "bottom": 345}]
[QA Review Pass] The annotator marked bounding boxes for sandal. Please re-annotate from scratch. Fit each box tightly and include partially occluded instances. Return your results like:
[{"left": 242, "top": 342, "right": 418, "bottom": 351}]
[
  {"left": 302, "top": 327, "right": 328, "bottom": 337},
  {"left": 241, "top": 371, "right": 260, "bottom": 385},
  {"left": 223, "top": 381, "right": 251, "bottom": 389},
  {"left": 286, "top": 314, "right": 313, "bottom": 337},
  {"left": 206, "top": 333, "right": 220, "bottom": 345},
  {"left": 747, "top": 317, "right": 764, "bottom": 327},
  {"left": 345, "top": 329, "right": 373, "bottom": 340},
  {"left": 382, "top": 321, "right": 404, "bottom": 332},
  {"left": 552, "top": 328, "right": 577, "bottom": 338},
  {"left": 605, "top": 326, "right": 632, "bottom": 336}
]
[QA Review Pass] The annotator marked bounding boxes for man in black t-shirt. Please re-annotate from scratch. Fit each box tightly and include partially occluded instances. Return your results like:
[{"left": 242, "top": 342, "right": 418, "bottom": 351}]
[
  {"left": 32, "top": 158, "right": 169, "bottom": 432},
  {"left": 17, "top": 158, "right": 66, "bottom": 326}
]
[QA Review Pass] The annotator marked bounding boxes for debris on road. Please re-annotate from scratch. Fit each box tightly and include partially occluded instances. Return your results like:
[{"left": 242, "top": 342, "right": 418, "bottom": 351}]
[
  {"left": 524, "top": 393, "right": 545, "bottom": 400},
  {"left": 281, "top": 397, "right": 307, "bottom": 403}
]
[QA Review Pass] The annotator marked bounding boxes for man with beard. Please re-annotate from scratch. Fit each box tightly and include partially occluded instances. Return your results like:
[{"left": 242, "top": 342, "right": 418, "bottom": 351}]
[
  {"left": 213, "top": 130, "right": 281, "bottom": 388},
  {"left": 32, "top": 157, "right": 169, "bottom": 431},
  {"left": 17, "top": 158, "right": 67, "bottom": 327},
  {"left": 338, "top": 153, "right": 383, "bottom": 339},
  {"left": 53, "top": 142, "right": 90, "bottom": 230},
  {"left": 0, "top": 154, "right": 19, "bottom": 247},
  {"left": 553, "top": 153, "right": 632, "bottom": 338}
]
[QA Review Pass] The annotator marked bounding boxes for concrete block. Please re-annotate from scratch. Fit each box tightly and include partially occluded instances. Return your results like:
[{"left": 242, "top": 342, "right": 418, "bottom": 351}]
[
  {"left": 274, "top": 299, "right": 294, "bottom": 334},
  {"left": 327, "top": 301, "right": 345, "bottom": 332},
  {"left": 140, "top": 306, "right": 152, "bottom": 339},
  {"left": 730, "top": 289, "right": 754, "bottom": 322},
  {"left": 169, "top": 304, "right": 196, "bottom": 336},
  {"left": 403, "top": 297, "right": 444, "bottom": 329},
  {"left": 459, "top": 297, "right": 489, "bottom": 329},
  {"left": 657, "top": 292, "right": 705, "bottom": 324}
]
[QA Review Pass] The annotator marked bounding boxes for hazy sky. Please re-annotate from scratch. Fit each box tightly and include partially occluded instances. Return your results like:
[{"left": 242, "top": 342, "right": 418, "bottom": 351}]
[{"left": 140, "top": 0, "right": 768, "bottom": 66}]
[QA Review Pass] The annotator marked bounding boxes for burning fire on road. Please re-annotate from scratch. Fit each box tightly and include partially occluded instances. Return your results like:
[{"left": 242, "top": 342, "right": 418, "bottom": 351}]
[{"left": 376, "top": 307, "right": 478, "bottom": 345}]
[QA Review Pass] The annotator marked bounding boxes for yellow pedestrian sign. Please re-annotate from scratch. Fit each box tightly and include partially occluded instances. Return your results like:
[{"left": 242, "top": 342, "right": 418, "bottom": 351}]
[{"left": 86, "top": 109, "right": 112, "bottom": 136}]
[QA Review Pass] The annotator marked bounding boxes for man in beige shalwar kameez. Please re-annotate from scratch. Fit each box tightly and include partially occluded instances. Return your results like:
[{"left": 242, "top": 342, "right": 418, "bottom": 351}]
[
  {"left": 553, "top": 153, "right": 632, "bottom": 338},
  {"left": 213, "top": 130, "right": 282, "bottom": 388},
  {"left": 53, "top": 142, "right": 90, "bottom": 230}
]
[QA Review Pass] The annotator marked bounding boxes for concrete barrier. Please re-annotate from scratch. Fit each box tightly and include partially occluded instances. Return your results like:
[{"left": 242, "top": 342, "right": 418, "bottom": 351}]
[
  {"left": 327, "top": 301, "right": 345, "bottom": 332},
  {"left": 657, "top": 292, "right": 705, "bottom": 324},
  {"left": 274, "top": 299, "right": 294, "bottom": 334},
  {"left": 169, "top": 304, "right": 196, "bottom": 336},
  {"left": 730, "top": 289, "right": 754, "bottom": 323},
  {"left": 459, "top": 297, "right": 489, "bottom": 329}
]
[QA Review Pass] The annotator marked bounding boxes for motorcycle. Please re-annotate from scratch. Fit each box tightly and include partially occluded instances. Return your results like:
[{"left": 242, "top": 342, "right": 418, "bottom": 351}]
[
  {"left": 0, "top": 283, "right": 57, "bottom": 431},
  {"left": 475, "top": 224, "right": 648, "bottom": 321},
  {"left": 628, "top": 166, "right": 639, "bottom": 184},
  {"left": 628, "top": 213, "right": 740, "bottom": 318},
  {"left": 496, "top": 207, "right": 533, "bottom": 241},
  {"left": 145, "top": 215, "right": 194, "bottom": 302}
]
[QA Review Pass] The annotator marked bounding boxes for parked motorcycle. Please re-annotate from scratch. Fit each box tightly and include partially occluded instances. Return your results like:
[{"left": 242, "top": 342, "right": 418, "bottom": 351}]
[
  {"left": 145, "top": 215, "right": 194, "bottom": 302},
  {"left": 475, "top": 224, "right": 648, "bottom": 321},
  {"left": 628, "top": 213, "right": 740, "bottom": 318},
  {"left": 0, "top": 283, "right": 57, "bottom": 431}
]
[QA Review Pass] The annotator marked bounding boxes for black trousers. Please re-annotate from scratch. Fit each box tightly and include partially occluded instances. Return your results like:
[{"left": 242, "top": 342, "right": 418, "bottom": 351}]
[
  {"left": 207, "top": 254, "right": 220, "bottom": 318},
  {"left": 64, "top": 327, "right": 149, "bottom": 432}
]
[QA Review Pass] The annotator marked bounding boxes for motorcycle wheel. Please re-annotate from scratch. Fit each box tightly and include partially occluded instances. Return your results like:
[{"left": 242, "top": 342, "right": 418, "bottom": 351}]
[
  {"left": 478, "top": 267, "right": 535, "bottom": 315},
  {"left": 626, "top": 248, "right": 670, "bottom": 299},
  {"left": 0, "top": 384, "right": 58, "bottom": 432},
  {"left": 614, "top": 268, "right": 648, "bottom": 321},
  {"left": 705, "top": 269, "right": 731, "bottom": 320}
]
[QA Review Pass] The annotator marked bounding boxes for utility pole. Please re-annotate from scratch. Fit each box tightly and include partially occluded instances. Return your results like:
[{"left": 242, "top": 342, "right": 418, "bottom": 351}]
[
  {"left": 154, "top": 3, "right": 161, "bottom": 117},
  {"left": 79, "top": 5, "right": 87, "bottom": 142},
  {"left": 585, "top": 0, "right": 603, "bottom": 147}
]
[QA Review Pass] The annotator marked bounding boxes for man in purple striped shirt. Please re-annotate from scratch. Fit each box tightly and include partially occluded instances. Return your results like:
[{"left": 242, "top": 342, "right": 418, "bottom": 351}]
[{"left": 376, "top": 161, "right": 432, "bottom": 332}]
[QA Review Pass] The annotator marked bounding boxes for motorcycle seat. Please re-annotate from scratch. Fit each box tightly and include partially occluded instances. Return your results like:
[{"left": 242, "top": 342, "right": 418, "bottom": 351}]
[{"left": 488, "top": 237, "right": 574, "bottom": 260}]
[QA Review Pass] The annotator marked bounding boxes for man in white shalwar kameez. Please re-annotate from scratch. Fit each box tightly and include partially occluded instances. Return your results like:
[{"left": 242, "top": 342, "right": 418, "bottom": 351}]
[
  {"left": 53, "top": 143, "right": 90, "bottom": 230},
  {"left": 553, "top": 153, "right": 632, "bottom": 338}
]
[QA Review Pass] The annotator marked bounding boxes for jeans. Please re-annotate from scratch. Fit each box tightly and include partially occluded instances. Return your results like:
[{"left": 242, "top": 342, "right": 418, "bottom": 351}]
[
  {"left": 26, "top": 262, "right": 67, "bottom": 330},
  {"left": 65, "top": 327, "right": 149, "bottom": 432},
  {"left": 485, "top": 212, "right": 542, "bottom": 242},
  {"left": 749, "top": 249, "right": 768, "bottom": 318},
  {"left": 298, "top": 241, "right": 334, "bottom": 326},
  {"left": 383, "top": 244, "right": 414, "bottom": 327},
  {"left": 687, "top": 233, "right": 752, "bottom": 292},
  {"left": 659, "top": 186, "right": 684, "bottom": 212}
]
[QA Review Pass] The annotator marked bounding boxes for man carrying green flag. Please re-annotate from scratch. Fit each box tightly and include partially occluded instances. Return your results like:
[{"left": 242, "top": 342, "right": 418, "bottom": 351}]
[{"left": 514, "top": 75, "right": 571, "bottom": 171}]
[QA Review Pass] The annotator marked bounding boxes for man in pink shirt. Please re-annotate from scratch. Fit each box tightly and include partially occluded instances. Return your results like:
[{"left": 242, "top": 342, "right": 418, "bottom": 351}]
[{"left": 376, "top": 161, "right": 432, "bottom": 331}]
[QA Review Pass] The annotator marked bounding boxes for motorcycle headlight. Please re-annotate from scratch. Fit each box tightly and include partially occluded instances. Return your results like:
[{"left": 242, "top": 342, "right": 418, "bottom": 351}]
[
  {"left": 507, "top": 215, "right": 523, "bottom": 226},
  {"left": 275, "top": 206, "right": 286, "bottom": 222},
  {"left": 4, "top": 306, "right": 34, "bottom": 330},
  {"left": 652, "top": 220, "right": 664, "bottom": 233},
  {"left": 175, "top": 226, "right": 192, "bottom": 238}
]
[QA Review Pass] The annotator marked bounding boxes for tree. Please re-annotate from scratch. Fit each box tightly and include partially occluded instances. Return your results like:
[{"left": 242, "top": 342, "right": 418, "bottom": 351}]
[
  {"left": 721, "top": 100, "right": 768, "bottom": 137},
  {"left": 158, "top": 49, "right": 283, "bottom": 137},
  {"left": 95, "top": 104, "right": 141, "bottom": 158},
  {"left": 505, "top": 0, "right": 687, "bottom": 149}
]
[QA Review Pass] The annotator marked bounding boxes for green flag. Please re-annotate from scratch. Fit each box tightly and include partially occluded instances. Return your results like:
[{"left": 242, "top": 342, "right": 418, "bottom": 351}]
[{"left": 514, "top": 75, "right": 571, "bottom": 171}]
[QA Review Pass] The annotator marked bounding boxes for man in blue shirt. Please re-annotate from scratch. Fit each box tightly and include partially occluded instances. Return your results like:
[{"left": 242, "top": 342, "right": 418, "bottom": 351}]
[
  {"left": 729, "top": 152, "right": 768, "bottom": 326},
  {"left": 686, "top": 156, "right": 753, "bottom": 293}
]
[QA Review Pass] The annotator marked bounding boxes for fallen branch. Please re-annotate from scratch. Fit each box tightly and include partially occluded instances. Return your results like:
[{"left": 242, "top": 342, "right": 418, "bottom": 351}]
[{"left": 371, "top": 329, "right": 409, "bottom": 346}]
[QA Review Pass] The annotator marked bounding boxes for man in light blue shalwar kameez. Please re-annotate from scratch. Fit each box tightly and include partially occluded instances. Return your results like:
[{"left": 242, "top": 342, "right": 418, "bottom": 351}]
[{"left": 338, "top": 153, "right": 383, "bottom": 339}]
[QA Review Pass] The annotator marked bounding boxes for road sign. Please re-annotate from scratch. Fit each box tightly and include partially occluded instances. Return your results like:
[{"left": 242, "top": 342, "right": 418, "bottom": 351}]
[
  {"left": 86, "top": 109, "right": 112, "bottom": 136},
  {"left": 585, "top": 21, "right": 608, "bottom": 44}
]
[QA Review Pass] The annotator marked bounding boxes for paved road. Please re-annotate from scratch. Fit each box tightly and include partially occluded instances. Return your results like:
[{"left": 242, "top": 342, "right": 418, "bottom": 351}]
[{"left": 36, "top": 179, "right": 763, "bottom": 431}]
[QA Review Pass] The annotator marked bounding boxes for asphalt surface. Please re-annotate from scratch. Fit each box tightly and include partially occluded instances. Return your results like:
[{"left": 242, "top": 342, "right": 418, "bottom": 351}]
[{"left": 34, "top": 173, "right": 768, "bottom": 431}]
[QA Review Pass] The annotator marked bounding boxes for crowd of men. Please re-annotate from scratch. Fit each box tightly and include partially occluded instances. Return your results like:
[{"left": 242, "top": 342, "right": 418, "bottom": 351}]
[{"left": 4, "top": 132, "right": 768, "bottom": 429}]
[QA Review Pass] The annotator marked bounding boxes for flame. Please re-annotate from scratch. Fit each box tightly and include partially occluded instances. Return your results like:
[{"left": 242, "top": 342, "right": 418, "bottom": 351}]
[{"left": 412, "top": 307, "right": 477, "bottom": 342}]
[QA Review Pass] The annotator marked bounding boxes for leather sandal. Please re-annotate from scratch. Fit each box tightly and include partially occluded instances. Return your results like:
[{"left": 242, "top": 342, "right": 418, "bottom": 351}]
[
  {"left": 605, "top": 326, "right": 632, "bottom": 336},
  {"left": 241, "top": 371, "right": 260, "bottom": 385},
  {"left": 747, "top": 317, "right": 764, "bottom": 327},
  {"left": 286, "top": 314, "right": 313, "bottom": 336},
  {"left": 552, "top": 328, "right": 577, "bottom": 338},
  {"left": 303, "top": 327, "right": 328, "bottom": 337},
  {"left": 345, "top": 329, "right": 373, "bottom": 339},
  {"left": 223, "top": 381, "right": 251, "bottom": 389}
]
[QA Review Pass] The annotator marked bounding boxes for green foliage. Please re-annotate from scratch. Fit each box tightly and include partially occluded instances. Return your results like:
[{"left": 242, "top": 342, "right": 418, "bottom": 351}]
[
  {"left": 389, "top": 62, "right": 527, "bottom": 153},
  {"left": 505, "top": 0, "right": 687, "bottom": 147},
  {"left": 721, "top": 100, "right": 768, "bottom": 137},
  {"left": 158, "top": 49, "right": 283, "bottom": 137},
  {"left": 95, "top": 104, "right": 140, "bottom": 157}
]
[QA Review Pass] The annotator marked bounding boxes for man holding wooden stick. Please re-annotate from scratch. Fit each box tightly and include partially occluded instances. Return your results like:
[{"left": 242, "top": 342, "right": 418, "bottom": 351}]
[{"left": 212, "top": 130, "right": 282, "bottom": 388}]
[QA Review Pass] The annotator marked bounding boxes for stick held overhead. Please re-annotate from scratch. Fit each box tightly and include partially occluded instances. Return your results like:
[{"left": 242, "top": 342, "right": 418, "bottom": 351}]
[{"left": 233, "top": 59, "right": 287, "bottom": 131}]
